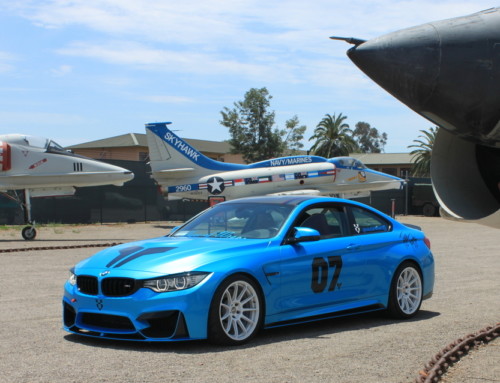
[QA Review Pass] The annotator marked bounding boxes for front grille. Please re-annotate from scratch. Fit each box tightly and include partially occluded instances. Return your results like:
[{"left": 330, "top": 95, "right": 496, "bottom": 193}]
[
  {"left": 101, "top": 277, "right": 138, "bottom": 297},
  {"left": 77, "top": 276, "right": 98, "bottom": 295},
  {"left": 81, "top": 313, "right": 135, "bottom": 331}
]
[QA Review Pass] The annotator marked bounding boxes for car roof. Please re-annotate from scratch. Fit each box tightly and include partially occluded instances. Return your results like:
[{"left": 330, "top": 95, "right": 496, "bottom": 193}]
[
  {"left": 220, "top": 196, "right": 396, "bottom": 224},
  {"left": 221, "top": 195, "right": 352, "bottom": 207}
]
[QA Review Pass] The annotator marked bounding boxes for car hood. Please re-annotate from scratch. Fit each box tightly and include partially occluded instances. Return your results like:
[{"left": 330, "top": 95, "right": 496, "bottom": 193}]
[{"left": 75, "top": 236, "right": 270, "bottom": 277}]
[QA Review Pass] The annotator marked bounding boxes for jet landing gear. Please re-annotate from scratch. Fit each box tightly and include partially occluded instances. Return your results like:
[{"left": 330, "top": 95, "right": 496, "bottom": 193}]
[
  {"left": 0, "top": 190, "right": 37, "bottom": 240},
  {"left": 21, "top": 190, "right": 37, "bottom": 240},
  {"left": 22, "top": 225, "right": 37, "bottom": 240}
]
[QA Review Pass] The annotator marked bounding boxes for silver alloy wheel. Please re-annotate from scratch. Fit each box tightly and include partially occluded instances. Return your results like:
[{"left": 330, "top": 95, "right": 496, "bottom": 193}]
[
  {"left": 396, "top": 267, "right": 422, "bottom": 315},
  {"left": 219, "top": 280, "right": 260, "bottom": 341}
]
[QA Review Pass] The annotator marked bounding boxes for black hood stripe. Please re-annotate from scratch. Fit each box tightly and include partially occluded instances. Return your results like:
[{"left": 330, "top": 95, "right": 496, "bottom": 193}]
[
  {"left": 113, "top": 247, "right": 176, "bottom": 268},
  {"left": 106, "top": 246, "right": 143, "bottom": 268}
]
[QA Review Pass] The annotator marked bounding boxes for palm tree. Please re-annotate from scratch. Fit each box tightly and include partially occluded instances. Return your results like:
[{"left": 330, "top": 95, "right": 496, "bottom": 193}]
[
  {"left": 309, "top": 113, "right": 356, "bottom": 158},
  {"left": 408, "top": 127, "right": 438, "bottom": 177}
]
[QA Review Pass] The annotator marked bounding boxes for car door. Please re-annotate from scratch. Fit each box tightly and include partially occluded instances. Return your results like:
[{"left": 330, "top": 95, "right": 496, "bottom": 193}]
[
  {"left": 343, "top": 204, "right": 397, "bottom": 299},
  {"left": 275, "top": 202, "right": 394, "bottom": 316}
]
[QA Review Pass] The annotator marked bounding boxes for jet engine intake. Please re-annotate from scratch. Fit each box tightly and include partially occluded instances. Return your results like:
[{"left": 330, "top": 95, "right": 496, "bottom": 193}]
[
  {"left": 0, "top": 142, "right": 11, "bottom": 171},
  {"left": 431, "top": 128, "right": 500, "bottom": 226}
]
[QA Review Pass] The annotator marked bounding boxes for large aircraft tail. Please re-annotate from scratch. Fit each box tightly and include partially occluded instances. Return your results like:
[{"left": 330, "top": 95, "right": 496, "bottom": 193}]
[{"left": 145, "top": 122, "right": 245, "bottom": 181}]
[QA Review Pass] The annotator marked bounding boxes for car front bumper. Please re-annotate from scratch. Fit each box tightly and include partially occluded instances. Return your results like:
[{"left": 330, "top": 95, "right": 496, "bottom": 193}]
[{"left": 62, "top": 277, "right": 215, "bottom": 341}]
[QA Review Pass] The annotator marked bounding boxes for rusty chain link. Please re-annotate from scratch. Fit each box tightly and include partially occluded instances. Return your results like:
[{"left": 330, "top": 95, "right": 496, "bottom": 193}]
[
  {"left": 0, "top": 243, "right": 123, "bottom": 253},
  {"left": 416, "top": 322, "right": 500, "bottom": 383}
]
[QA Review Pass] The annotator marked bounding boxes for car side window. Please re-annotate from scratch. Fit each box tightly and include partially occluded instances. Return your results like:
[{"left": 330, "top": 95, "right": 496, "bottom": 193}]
[
  {"left": 350, "top": 206, "right": 390, "bottom": 234},
  {"left": 298, "top": 205, "right": 347, "bottom": 239}
]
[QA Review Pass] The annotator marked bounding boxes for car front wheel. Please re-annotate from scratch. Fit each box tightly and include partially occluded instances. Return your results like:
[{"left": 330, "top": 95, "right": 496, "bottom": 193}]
[
  {"left": 387, "top": 262, "right": 423, "bottom": 319},
  {"left": 208, "top": 275, "right": 263, "bottom": 346}
]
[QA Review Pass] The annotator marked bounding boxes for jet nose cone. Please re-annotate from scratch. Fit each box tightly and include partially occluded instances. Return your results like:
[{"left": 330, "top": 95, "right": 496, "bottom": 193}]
[
  {"left": 110, "top": 168, "right": 134, "bottom": 186},
  {"left": 346, "top": 23, "right": 440, "bottom": 109},
  {"left": 122, "top": 171, "right": 134, "bottom": 181}
]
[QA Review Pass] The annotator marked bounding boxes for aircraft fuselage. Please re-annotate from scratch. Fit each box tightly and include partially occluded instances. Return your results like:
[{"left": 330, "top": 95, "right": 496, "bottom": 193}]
[{"left": 0, "top": 134, "right": 133, "bottom": 193}]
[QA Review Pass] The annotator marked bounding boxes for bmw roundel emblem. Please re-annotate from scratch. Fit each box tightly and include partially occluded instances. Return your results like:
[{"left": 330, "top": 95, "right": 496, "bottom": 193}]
[{"left": 100, "top": 270, "right": 110, "bottom": 277}]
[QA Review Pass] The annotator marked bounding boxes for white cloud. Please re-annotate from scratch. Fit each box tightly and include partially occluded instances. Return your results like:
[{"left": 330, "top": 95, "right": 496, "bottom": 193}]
[
  {"left": 133, "top": 94, "right": 194, "bottom": 104},
  {"left": 50, "top": 64, "right": 72, "bottom": 77},
  {"left": 0, "top": 51, "right": 17, "bottom": 73},
  {"left": 16, "top": 1, "right": 494, "bottom": 48},
  {"left": 9, "top": 0, "right": 494, "bottom": 84},
  {"left": 56, "top": 40, "right": 299, "bottom": 82},
  {"left": 18, "top": 0, "right": 493, "bottom": 84}
]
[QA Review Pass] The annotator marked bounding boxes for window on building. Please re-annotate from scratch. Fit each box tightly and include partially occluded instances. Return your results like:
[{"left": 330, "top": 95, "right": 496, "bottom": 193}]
[{"left": 399, "top": 168, "right": 411, "bottom": 178}]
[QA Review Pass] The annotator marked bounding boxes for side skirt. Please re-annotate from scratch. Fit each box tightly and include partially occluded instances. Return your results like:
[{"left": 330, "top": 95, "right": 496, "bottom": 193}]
[{"left": 264, "top": 304, "right": 385, "bottom": 329}]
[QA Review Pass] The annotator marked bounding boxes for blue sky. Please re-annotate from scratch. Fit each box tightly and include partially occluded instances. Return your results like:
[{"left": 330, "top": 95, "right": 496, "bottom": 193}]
[{"left": 0, "top": 1, "right": 495, "bottom": 153}]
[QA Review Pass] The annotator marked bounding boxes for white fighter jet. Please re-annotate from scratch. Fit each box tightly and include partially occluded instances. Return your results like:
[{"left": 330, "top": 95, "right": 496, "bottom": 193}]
[
  {"left": 146, "top": 122, "right": 403, "bottom": 204},
  {"left": 0, "top": 134, "right": 134, "bottom": 240}
]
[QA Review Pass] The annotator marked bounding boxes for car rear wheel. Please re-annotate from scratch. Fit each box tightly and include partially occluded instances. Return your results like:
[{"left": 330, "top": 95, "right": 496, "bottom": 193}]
[
  {"left": 387, "top": 262, "right": 423, "bottom": 319},
  {"left": 208, "top": 275, "right": 263, "bottom": 345}
]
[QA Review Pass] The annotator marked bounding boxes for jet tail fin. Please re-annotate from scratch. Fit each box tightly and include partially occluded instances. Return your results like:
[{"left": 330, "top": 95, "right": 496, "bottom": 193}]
[{"left": 145, "top": 122, "right": 244, "bottom": 181}]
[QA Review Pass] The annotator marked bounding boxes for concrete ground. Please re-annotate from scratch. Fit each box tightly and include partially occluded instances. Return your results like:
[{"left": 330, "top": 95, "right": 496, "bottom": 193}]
[{"left": 0, "top": 217, "right": 498, "bottom": 383}]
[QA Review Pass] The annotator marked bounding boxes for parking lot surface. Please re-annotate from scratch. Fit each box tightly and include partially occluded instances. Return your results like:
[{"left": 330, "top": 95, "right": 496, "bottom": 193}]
[{"left": 0, "top": 218, "right": 498, "bottom": 383}]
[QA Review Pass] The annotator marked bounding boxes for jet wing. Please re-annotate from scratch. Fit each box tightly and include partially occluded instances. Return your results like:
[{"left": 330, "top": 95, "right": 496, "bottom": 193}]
[
  {"left": 152, "top": 168, "right": 196, "bottom": 179},
  {"left": 30, "top": 187, "right": 76, "bottom": 198},
  {"left": 269, "top": 189, "right": 322, "bottom": 196}
]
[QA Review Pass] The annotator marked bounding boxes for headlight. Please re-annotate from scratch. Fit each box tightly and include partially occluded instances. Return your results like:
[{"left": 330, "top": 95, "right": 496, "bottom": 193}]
[
  {"left": 143, "top": 272, "right": 210, "bottom": 293},
  {"left": 68, "top": 268, "right": 77, "bottom": 286}
]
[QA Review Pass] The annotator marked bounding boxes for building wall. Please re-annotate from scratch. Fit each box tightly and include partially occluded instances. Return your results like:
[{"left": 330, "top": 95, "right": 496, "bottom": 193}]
[
  {"left": 370, "top": 165, "right": 412, "bottom": 178},
  {"left": 73, "top": 147, "right": 245, "bottom": 164},
  {"left": 74, "top": 147, "right": 147, "bottom": 161}
]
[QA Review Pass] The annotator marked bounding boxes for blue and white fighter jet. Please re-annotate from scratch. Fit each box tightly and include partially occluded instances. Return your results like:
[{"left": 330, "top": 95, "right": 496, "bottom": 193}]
[{"left": 146, "top": 122, "right": 403, "bottom": 203}]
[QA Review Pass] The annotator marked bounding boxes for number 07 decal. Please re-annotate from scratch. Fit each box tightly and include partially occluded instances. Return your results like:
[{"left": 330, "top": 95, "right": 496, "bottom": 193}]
[{"left": 311, "top": 256, "right": 343, "bottom": 293}]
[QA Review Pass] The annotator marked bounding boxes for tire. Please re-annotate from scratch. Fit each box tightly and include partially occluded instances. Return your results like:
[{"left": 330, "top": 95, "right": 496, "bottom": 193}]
[
  {"left": 208, "top": 274, "right": 263, "bottom": 346},
  {"left": 387, "top": 262, "right": 423, "bottom": 319},
  {"left": 22, "top": 226, "right": 37, "bottom": 240},
  {"left": 422, "top": 203, "right": 436, "bottom": 217}
]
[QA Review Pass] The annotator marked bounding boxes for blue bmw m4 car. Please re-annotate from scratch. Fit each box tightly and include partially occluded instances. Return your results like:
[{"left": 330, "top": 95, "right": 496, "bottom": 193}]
[{"left": 63, "top": 196, "right": 434, "bottom": 345}]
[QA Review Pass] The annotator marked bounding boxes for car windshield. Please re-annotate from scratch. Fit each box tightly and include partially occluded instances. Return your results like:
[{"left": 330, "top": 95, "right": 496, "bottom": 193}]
[{"left": 171, "top": 202, "right": 294, "bottom": 239}]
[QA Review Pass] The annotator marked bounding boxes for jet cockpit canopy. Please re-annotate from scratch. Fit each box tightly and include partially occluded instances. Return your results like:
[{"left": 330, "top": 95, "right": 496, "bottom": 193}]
[
  {"left": 329, "top": 157, "right": 366, "bottom": 169},
  {"left": 0, "top": 134, "right": 67, "bottom": 154}
]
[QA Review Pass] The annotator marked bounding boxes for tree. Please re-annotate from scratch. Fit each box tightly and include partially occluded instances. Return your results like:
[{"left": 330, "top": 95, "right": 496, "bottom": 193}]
[
  {"left": 408, "top": 127, "right": 438, "bottom": 177},
  {"left": 352, "top": 121, "right": 388, "bottom": 153},
  {"left": 308, "top": 113, "right": 356, "bottom": 158},
  {"left": 281, "top": 115, "right": 307, "bottom": 155},
  {"left": 220, "top": 88, "right": 307, "bottom": 162},
  {"left": 220, "top": 87, "right": 282, "bottom": 163}
]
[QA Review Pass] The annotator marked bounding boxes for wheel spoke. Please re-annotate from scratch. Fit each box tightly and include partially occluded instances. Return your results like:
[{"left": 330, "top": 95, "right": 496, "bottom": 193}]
[
  {"left": 236, "top": 319, "right": 246, "bottom": 333},
  {"left": 220, "top": 311, "right": 231, "bottom": 321},
  {"left": 230, "top": 285, "right": 238, "bottom": 302},
  {"left": 233, "top": 319, "right": 241, "bottom": 337},
  {"left": 223, "top": 290, "right": 232, "bottom": 305},
  {"left": 241, "top": 295, "right": 255, "bottom": 306},
  {"left": 236, "top": 284, "right": 248, "bottom": 301},
  {"left": 241, "top": 306, "right": 257, "bottom": 313},
  {"left": 240, "top": 314, "right": 256, "bottom": 325}
]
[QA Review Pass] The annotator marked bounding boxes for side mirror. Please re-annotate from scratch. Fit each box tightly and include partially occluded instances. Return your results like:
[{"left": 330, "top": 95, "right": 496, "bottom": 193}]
[{"left": 287, "top": 227, "right": 320, "bottom": 244}]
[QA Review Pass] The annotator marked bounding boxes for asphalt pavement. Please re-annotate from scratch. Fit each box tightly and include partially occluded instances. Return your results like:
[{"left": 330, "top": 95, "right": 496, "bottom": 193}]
[{"left": 0, "top": 218, "right": 498, "bottom": 383}]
